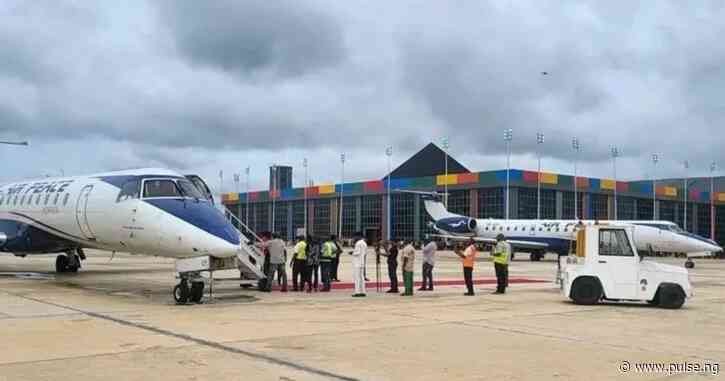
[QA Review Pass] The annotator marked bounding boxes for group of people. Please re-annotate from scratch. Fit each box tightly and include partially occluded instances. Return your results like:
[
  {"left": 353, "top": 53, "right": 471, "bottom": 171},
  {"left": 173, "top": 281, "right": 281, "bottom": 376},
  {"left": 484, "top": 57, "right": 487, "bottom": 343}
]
[
  {"left": 256, "top": 231, "right": 513, "bottom": 297},
  {"left": 257, "top": 232, "right": 343, "bottom": 293}
]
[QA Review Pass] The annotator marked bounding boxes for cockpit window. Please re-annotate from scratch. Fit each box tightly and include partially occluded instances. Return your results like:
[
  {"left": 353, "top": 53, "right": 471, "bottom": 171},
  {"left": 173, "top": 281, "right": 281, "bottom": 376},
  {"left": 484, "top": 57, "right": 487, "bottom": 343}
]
[
  {"left": 143, "top": 179, "right": 182, "bottom": 198},
  {"left": 177, "top": 180, "right": 205, "bottom": 199},
  {"left": 117, "top": 179, "right": 141, "bottom": 202}
]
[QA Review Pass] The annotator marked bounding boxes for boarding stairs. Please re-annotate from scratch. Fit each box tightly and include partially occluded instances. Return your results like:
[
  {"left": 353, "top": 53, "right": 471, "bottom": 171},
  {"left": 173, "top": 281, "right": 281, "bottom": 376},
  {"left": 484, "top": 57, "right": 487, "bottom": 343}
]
[{"left": 223, "top": 207, "right": 267, "bottom": 282}]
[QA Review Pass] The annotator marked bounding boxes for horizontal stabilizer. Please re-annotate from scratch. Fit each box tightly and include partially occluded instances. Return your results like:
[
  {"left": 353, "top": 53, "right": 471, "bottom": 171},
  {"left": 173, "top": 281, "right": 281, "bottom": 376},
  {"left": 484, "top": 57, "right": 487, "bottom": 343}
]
[{"left": 428, "top": 234, "right": 551, "bottom": 249}]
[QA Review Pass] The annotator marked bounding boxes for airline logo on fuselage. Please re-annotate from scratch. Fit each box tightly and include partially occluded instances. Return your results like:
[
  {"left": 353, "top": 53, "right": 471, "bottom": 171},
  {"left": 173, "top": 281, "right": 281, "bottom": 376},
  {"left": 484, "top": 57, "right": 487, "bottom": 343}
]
[{"left": 3, "top": 180, "right": 74, "bottom": 197}]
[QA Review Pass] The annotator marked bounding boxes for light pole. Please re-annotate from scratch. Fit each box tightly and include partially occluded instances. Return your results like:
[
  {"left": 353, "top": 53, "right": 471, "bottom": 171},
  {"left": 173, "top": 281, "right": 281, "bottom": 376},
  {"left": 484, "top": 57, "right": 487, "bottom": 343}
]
[
  {"left": 572, "top": 138, "right": 580, "bottom": 220},
  {"left": 271, "top": 165, "right": 277, "bottom": 232},
  {"left": 710, "top": 161, "right": 717, "bottom": 240},
  {"left": 684, "top": 160, "right": 689, "bottom": 232},
  {"left": 442, "top": 137, "right": 449, "bottom": 208},
  {"left": 385, "top": 146, "right": 393, "bottom": 241},
  {"left": 219, "top": 170, "right": 223, "bottom": 202},
  {"left": 504, "top": 129, "right": 513, "bottom": 220},
  {"left": 233, "top": 173, "right": 240, "bottom": 226},
  {"left": 652, "top": 154, "right": 659, "bottom": 220},
  {"left": 536, "top": 132, "right": 544, "bottom": 219},
  {"left": 611, "top": 147, "right": 620, "bottom": 220},
  {"left": 245, "top": 167, "right": 250, "bottom": 232},
  {"left": 303, "top": 158, "right": 308, "bottom": 236},
  {"left": 339, "top": 153, "right": 345, "bottom": 239}
]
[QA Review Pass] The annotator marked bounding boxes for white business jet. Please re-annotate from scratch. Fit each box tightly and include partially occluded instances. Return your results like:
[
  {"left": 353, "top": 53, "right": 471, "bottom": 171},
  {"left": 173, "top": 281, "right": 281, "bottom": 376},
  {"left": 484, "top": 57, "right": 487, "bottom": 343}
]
[
  {"left": 417, "top": 192, "right": 722, "bottom": 265},
  {"left": 0, "top": 169, "right": 263, "bottom": 303}
]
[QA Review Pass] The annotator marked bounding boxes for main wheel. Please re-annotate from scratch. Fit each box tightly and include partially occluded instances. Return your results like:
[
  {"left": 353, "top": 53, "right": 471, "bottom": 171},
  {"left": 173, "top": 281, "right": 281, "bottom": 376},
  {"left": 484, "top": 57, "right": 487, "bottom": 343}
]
[
  {"left": 658, "top": 285, "right": 686, "bottom": 309},
  {"left": 55, "top": 255, "right": 68, "bottom": 273},
  {"left": 190, "top": 282, "right": 204, "bottom": 303},
  {"left": 173, "top": 281, "right": 190, "bottom": 305},
  {"left": 570, "top": 277, "right": 602, "bottom": 305},
  {"left": 685, "top": 260, "right": 694, "bottom": 269}
]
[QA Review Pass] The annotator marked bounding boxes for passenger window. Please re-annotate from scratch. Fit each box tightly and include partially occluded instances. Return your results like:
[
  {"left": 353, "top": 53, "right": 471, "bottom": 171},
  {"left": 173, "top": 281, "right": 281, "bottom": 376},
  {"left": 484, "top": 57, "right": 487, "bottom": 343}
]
[
  {"left": 35, "top": 194, "right": 41, "bottom": 205},
  {"left": 143, "top": 180, "right": 182, "bottom": 198},
  {"left": 54, "top": 193, "right": 60, "bottom": 205},
  {"left": 13, "top": 195, "right": 18, "bottom": 205},
  {"left": 63, "top": 193, "right": 70, "bottom": 206},
  {"left": 117, "top": 179, "right": 141, "bottom": 202},
  {"left": 20, "top": 195, "right": 26, "bottom": 205},
  {"left": 599, "top": 229, "right": 634, "bottom": 256},
  {"left": 44, "top": 194, "right": 50, "bottom": 205}
]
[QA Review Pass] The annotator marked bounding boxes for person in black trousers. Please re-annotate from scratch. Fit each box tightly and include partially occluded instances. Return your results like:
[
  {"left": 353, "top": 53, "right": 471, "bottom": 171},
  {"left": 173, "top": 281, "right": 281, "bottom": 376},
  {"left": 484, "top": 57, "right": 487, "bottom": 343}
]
[
  {"left": 377, "top": 240, "right": 399, "bottom": 293},
  {"left": 331, "top": 238, "right": 342, "bottom": 282}
]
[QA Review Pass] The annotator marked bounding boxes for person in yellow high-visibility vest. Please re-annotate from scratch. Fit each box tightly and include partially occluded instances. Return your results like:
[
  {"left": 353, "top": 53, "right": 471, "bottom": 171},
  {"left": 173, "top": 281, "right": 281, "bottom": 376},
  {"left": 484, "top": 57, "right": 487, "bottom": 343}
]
[
  {"left": 492, "top": 234, "right": 511, "bottom": 294},
  {"left": 320, "top": 235, "right": 339, "bottom": 292},
  {"left": 291, "top": 236, "right": 308, "bottom": 292}
]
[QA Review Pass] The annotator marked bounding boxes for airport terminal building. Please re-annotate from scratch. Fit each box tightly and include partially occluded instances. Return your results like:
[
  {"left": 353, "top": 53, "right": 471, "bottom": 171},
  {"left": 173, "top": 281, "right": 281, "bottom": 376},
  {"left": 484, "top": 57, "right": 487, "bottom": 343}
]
[{"left": 222, "top": 143, "right": 725, "bottom": 246}]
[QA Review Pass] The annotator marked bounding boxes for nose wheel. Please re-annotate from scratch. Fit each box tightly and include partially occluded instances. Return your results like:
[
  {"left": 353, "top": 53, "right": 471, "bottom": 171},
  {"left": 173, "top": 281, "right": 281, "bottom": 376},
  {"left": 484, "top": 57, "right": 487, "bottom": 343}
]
[
  {"left": 173, "top": 278, "right": 205, "bottom": 305},
  {"left": 685, "top": 259, "right": 695, "bottom": 269},
  {"left": 55, "top": 252, "right": 81, "bottom": 273}
]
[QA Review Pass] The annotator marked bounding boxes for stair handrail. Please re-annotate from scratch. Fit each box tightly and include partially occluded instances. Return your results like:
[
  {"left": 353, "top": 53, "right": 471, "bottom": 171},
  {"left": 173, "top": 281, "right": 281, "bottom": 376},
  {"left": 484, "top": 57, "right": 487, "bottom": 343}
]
[{"left": 223, "top": 206, "right": 263, "bottom": 244}]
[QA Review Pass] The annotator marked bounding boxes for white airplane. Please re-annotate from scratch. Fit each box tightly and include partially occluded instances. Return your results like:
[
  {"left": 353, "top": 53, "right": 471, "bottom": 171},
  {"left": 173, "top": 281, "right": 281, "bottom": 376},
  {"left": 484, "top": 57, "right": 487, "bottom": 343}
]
[
  {"left": 419, "top": 192, "right": 723, "bottom": 265},
  {"left": 0, "top": 168, "right": 262, "bottom": 303}
]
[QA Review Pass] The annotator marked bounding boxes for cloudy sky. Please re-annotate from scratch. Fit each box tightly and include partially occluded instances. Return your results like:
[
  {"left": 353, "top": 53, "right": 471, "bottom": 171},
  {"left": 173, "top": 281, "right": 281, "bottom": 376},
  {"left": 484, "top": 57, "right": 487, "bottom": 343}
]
[{"left": 1, "top": 1, "right": 724, "bottom": 192}]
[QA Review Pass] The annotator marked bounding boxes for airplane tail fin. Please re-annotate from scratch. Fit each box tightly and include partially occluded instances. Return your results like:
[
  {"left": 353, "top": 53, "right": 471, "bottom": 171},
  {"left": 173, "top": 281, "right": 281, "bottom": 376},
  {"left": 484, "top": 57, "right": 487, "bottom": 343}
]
[{"left": 422, "top": 196, "right": 459, "bottom": 221}]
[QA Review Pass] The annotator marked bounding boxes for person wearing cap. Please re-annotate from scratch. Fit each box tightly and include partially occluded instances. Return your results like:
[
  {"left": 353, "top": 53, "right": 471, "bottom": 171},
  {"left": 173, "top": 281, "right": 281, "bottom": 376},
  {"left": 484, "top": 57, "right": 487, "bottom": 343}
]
[
  {"left": 492, "top": 234, "right": 512, "bottom": 294},
  {"left": 455, "top": 239, "right": 478, "bottom": 296}
]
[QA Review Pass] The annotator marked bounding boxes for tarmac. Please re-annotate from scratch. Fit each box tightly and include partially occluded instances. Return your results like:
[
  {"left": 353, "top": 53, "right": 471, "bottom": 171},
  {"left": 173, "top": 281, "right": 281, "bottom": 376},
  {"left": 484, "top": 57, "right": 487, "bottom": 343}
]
[{"left": 0, "top": 250, "right": 723, "bottom": 381}]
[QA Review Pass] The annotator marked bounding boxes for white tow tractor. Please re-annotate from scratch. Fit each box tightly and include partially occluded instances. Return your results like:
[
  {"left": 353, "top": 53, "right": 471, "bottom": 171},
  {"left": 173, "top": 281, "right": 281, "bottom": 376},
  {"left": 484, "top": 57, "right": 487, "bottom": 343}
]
[{"left": 560, "top": 224, "right": 692, "bottom": 309}]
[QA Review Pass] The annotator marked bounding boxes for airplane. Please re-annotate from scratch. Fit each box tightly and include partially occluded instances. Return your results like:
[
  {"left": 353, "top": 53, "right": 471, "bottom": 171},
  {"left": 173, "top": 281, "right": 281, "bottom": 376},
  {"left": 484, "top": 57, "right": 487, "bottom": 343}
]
[
  {"left": 0, "top": 168, "right": 262, "bottom": 303},
  {"left": 416, "top": 191, "right": 723, "bottom": 266}
]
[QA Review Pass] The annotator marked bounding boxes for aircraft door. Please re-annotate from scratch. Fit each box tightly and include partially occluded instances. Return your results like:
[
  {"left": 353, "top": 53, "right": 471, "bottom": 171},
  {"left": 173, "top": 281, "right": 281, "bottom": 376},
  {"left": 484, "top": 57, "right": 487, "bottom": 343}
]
[{"left": 75, "top": 185, "right": 96, "bottom": 240}]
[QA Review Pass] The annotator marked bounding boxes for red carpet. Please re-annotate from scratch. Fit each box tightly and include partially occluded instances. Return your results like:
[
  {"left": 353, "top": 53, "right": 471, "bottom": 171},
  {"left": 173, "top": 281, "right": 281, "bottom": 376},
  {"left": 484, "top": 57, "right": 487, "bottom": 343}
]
[{"left": 270, "top": 277, "right": 547, "bottom": 291}]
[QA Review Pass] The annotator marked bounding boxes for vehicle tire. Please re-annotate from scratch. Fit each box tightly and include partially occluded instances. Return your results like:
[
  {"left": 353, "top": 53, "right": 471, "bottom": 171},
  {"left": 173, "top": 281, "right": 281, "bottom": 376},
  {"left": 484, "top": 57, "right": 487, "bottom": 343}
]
[
  {"left": 658, "top": 285, "right": 686, "bottom": 309},
  {"left": 190, "top": 282, "right": 204, "bottom": 303},
  {"left": 685, "top": 260, "right": 695, "bottom": 269},
  {"left": 173, "top": 281, "right": 190, "bottom": 305},
  {"left": 570, "top": 277, "right": 602, "bottom": 305},
  {"left": 55, "top": 255, "right": 68, "bottom": 273}
]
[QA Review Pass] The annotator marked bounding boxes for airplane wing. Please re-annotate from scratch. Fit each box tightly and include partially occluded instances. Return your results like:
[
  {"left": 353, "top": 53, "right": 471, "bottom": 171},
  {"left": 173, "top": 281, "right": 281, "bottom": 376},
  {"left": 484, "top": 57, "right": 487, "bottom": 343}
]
[{"left": 428, "top": 234, "right": 550, "bottom": 249}]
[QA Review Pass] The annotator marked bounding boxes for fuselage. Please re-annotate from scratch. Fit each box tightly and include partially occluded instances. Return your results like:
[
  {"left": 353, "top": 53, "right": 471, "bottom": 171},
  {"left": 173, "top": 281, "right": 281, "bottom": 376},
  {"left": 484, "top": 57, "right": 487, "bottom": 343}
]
[
  {"left": 425, "top": 198, "right": 722, "bottom": 255},
  {"left": 0, "top": 168, "right": 241, "bottom": 259}
]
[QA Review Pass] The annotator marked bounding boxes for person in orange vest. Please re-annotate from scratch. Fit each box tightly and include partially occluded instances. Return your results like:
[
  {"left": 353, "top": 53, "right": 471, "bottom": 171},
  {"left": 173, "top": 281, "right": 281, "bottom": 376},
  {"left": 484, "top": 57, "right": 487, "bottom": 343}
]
[{"left": 455, "top": 238, "right": 478, "bottom": 296}]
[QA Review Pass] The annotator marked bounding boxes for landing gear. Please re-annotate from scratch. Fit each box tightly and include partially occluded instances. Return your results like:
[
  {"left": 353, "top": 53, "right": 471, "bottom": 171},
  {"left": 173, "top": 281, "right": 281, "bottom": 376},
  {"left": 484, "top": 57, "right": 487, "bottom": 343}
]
[
  {"left": 685, "top": 259, "right": 695, "bottom": 269},
  {"left": 530, "top": 251, "right": 544, "bottom": 262},
  {"left": 55, "top": 251, "right": 82, "bottom": 273},
  {"left": 173, "top": 274, "right": 205, "bottom": 305}
]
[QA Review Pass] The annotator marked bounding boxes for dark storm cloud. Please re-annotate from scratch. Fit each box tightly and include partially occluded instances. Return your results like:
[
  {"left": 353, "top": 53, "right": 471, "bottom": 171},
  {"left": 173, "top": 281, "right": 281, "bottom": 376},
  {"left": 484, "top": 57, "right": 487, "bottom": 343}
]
[{"left": 156, "top": 0, "right": 345, "bottom": 77}]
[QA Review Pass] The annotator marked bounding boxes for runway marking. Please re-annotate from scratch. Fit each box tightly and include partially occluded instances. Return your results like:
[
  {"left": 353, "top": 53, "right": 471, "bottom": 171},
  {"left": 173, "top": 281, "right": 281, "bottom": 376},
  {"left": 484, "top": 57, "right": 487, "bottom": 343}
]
[{"left": 6, "top": 293, "right": 360, "bottom": 381}]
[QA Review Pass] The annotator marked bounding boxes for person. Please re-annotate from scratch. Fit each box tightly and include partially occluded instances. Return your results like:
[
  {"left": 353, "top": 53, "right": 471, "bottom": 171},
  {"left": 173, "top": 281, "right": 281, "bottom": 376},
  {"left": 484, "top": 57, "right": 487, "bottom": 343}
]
[
  {"left": 320, "top": 235, "right": 337, "bottom": 291},
  {"left": 376, "top": 240, "right": 399, "bottom": 293},
  {"left": 455, "top": 239, "right": 478, "bottom": 296},
  {"left": 265, "top": 232, "right": 287, "bottom": 292},
  {"left": 419, "top": 239, "right": 437, "bottom": 291},
  {"left": 308, "top": 237, "right": 321, "bottom": 292},
  {"left": 291, "top": 235, "right": 307, "bottom": 292},
  {"left": 255, "top": 232, "right": 271, "bottom": 291},
  {"left": 350, "top": 232, "right": 367, "bottom": 297},
  {"left": 331, "top": 237, "right": 342, "bottom": 282},
  {"left": 400, "top": 240, "right": 415, "bottom": 296},
  {"left": 492, "top": 234, "right": 512, "bottom": 294}
]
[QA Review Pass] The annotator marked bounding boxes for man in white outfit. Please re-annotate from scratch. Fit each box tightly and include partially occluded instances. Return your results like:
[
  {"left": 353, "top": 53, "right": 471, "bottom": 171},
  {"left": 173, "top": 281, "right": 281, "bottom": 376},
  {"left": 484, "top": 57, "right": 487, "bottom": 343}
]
[{"left": 351, "top": 232, "right": 367, "bottom": 297}]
